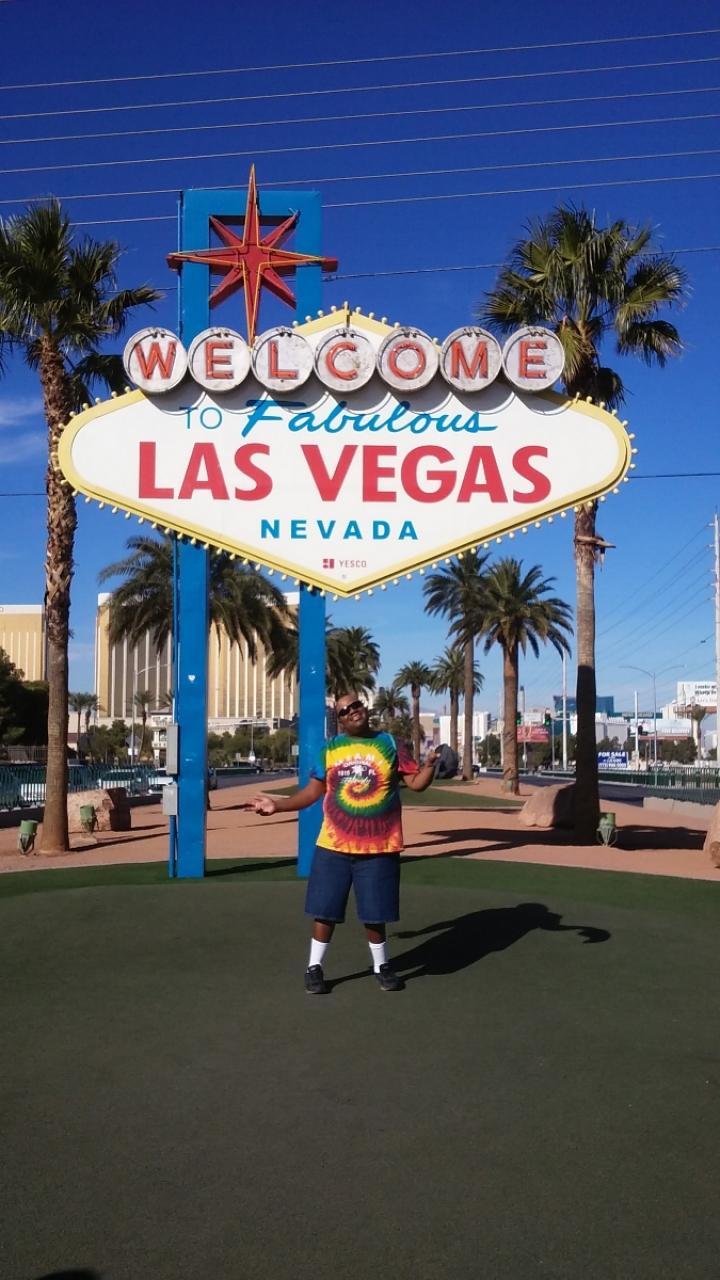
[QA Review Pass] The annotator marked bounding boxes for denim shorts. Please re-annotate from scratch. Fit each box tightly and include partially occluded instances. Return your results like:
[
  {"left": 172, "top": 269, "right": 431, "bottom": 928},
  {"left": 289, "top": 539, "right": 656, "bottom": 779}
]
[{"left": 305, "top": 845, "right": 401, "bottom": 924}]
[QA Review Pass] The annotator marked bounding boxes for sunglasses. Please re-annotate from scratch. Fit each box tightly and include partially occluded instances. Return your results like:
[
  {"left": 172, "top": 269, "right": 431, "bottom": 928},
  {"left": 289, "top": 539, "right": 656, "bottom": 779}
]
[{"left": 337, "top": 699, "right": 366, "bottom": 719}]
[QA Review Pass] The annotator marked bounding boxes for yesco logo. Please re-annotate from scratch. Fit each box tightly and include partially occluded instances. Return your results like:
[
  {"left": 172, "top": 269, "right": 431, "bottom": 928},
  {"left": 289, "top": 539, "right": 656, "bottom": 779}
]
[{"left": 123, "top": 323, "right": 565, "bottom": 397}]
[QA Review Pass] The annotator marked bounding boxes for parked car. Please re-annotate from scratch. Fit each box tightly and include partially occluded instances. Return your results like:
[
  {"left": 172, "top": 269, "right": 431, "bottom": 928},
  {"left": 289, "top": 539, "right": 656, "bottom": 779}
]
[
  {"left": 148, "top": 769, "right": 218, "bottom": 791},
  {"left": 148, "top": 771, "right": 173, "bottom": 792}
]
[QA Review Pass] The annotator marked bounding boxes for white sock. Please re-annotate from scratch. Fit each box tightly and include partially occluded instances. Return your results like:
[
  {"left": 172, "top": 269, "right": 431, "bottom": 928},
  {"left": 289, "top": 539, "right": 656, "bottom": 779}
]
[
  {"left": 309, "top": 939, "right": 329, "bottom": 969},
  {"left": 368, "top": 940, "right": 388, "bottom": 973}
]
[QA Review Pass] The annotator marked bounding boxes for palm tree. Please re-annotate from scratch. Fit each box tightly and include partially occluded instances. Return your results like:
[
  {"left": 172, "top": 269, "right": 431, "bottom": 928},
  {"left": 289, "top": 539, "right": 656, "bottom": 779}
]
[
  {"left": 68, "top": 691, "right": 97, "bottom": 759},
  {"left": 429, "top": 647, "right": 484, "bottom": 756},
  {"left": 0, "top": 201, "right": 159, "bottom": 852},
  {"left": 133, "top": 689, "right": 154, "bottom": 761},
  {"left": 423, "top": 551, "right": 489, "bottom": 778},
  {"left": 267, "top": 619, "right": 379, "bottom": 699},
  {"left": 395, "top": 661, "right": 432, "bottom": 763},
  {"left": 372, "top": 684, "right": 410, "bottom": 726},
  {"left": 480, "top": 206, "right": 686, "bottom": 837},
  {"left": 334, "top": 626, "right": 380, "bottom": 698},
  {"left": 99, "top": 534, "right": 291, "bottom": 660},
  {"left": 479, "top": 558, "right": 572, "bottom": 795},
  {"left": 688, "top": 704, "right": 708, "bottom": 758},
  {"left": 83, "top": 695, "right": 99, "bottom": 736}
]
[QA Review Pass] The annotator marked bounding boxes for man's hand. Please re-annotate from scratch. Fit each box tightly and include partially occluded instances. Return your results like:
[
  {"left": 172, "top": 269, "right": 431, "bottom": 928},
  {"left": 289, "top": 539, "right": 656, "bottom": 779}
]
[{"left": 249, "top": 794, "right": 278, "bottom": 816}]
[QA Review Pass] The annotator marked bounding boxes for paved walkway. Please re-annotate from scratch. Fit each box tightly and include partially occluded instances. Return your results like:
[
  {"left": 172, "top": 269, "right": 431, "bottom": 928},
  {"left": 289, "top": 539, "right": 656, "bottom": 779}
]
[{"left": 1, "top": 776, "right": 716, "bottom": 880}]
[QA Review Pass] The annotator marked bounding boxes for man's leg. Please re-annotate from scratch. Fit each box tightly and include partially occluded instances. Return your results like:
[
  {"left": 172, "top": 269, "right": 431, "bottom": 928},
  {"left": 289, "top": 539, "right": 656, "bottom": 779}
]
[
  {"left": 309, "top": 918, "right": 335, "bottom": 969},
  {"left": 364, "top": 922, "right": 387, "bottom": 970},
  {"left": 304, "top": 849, "right": 352, "bottom": 994},
  {"left": 354, "top": 856, "right": 404, "bottom": 991},
  {"left": 364, "top": 921, "right": 403, "bottom": 990}
]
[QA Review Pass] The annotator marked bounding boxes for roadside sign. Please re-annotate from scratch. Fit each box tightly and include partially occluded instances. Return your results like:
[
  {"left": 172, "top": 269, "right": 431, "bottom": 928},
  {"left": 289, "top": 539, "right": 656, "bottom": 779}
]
[{"left": 598, "top": 750, "right": 628, "bottom": 768}]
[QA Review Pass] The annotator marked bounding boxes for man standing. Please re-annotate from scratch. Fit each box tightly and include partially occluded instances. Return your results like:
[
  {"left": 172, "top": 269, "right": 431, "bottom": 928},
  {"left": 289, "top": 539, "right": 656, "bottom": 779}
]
[{"left": 250, "top": 692, "right": 439, "bottom": 994}]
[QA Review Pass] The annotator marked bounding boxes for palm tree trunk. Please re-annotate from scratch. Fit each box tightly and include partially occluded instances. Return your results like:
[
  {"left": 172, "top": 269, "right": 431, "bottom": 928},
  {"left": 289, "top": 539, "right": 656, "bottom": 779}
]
[
  {"left": 502, "top": 643, "right": 520, "bottom": 794},
  {"left": 449, "top": 689, "right": 459, "bottom": 756},
  {"left": 462, "top": 639, "right": 474, "bottom": 779},
  {"left": 38, "top": 340, "right": 76, "bottom": 854},
  {"left": 574, "top": 502, "right": 600, "bottom": 841},
  {"left": 412, "top": 687, "right": 421, "bottom": 763}
]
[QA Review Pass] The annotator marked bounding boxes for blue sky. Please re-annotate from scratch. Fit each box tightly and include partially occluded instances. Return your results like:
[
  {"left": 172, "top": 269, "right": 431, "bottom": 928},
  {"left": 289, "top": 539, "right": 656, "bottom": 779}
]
[{"left": 0, "top": 0, "right": 718, "bottom": 720}]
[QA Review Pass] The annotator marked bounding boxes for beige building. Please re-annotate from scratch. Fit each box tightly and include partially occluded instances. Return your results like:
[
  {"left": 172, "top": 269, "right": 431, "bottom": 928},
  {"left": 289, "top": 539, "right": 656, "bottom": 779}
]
[
  {"left": 0, "top": 604, "right": 46, "bottom": 681},
  {"left": 95, "top": 593, "right": 296, "bottom": 729}
]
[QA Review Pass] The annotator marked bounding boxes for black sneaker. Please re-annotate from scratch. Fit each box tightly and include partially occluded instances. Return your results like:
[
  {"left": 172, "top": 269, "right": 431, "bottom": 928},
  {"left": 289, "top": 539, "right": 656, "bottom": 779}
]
[
  {"left": 305, "top": 964, "right": 329, "bottom": 995},
  {"left": 375, "top": 963, "right": 404, "bottom": 992}
]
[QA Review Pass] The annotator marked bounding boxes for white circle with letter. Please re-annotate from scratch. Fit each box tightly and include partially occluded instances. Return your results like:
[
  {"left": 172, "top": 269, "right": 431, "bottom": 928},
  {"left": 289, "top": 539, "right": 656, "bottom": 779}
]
[
  {"left": 440, "top": 327, "right": 502, "bottom": 392},
  {"left": 252, "top": 328, "right": 314, "bottom": 391},
  {"left": 502, "top": 326, "right": 565, "bottom": 391},
  {"left": 187, "top": 328, "right": 251, "bottom": 391},
  {"left": 122, "top": 327, "right": 188, "bottom": 393},
  {"left": 377, "top": 328, "right": 439, "bottom": 391},
  {"left": 314, "top": 327, "right": 376, "bottom": 391}
]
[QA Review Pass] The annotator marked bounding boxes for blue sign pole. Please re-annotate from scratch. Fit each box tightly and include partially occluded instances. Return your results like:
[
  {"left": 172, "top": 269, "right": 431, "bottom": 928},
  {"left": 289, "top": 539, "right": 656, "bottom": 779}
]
[
  {"left": 287, "top": 195, "right": 326, "bottom": 878},
  {"left": 175, "top": 190, "right": 211, "bottom": 878},
  {"left": 173, "top": 183, "right": 326, "bottom": 878}
]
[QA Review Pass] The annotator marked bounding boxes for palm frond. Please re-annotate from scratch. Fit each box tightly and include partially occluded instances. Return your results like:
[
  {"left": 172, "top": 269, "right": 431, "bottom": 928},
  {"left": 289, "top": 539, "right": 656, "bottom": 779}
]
[{"left": 616, "top": 319, "right": 683, "bottom": 367}]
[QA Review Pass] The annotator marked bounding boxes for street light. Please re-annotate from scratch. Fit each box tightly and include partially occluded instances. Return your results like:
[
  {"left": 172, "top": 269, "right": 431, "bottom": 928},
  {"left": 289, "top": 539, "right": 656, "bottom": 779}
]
[
  {"left": 130, "top": 660, "right": 172, "bottom": 762},
  {"left": 622, "top": 665, "right": 658, "bottom": 766},
  {"left": 519, "top": 684, "right": 527, "bottom": 770}
]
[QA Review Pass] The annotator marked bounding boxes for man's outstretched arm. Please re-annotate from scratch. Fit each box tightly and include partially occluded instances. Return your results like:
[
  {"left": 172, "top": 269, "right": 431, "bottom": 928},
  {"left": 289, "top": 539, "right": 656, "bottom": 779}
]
[
  {"left": 402, "top": 749, "right": 440, "bottom": 792},
  {"left": 249, "top": 777, "right": 325, "bottom": 816}
]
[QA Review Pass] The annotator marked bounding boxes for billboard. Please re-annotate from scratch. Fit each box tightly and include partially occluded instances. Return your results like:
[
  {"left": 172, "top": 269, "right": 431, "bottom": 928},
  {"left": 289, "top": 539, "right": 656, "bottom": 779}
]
[
  {"left": 57, "top": 307, "right": 633, "bottom": 598},
  {"left": 598, "top": 751, "right": 629, "bottom": 768},
  {"left": 517, "top": 725, "right": 550, "bottom": 744}
]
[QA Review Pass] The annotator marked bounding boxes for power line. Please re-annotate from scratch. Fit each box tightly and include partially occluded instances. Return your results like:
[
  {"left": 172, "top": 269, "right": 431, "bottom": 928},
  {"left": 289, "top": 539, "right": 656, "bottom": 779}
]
[
  {"left": 3, "top": 55, "right": 720, "bottom": 123},
  {"left": 2, "top": 28, "right": 719, "bottom": 91},
  {"left": 597, "top": 526, "right": 708, "bottom": 626},
  {"left": 327, "top": 170, "right": 720, "bottom": 211},
  {"left": 601, "top": 596, "right": 712, "bottom": 660},
  {"left": 70, "top": 170, "right": 720, "bottom": 228},
  {"left": 599, "top": 553, "right": 709, "bottom": 641},
  {"left": 3, "top": 82, "right": 718, "bottom": 150},
  {"left": 4, "top": 109, "right": 717, "bottom": 178},
  {"left": 329, "top": 247, "right": 720, "bottom": 281},
  {"left": 6, "top": 146, "right": 720, "bottom": 212}
]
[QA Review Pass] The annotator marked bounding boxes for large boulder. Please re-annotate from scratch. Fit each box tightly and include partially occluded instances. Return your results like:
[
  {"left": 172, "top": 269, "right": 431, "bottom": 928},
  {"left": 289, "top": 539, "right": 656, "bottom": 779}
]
[
  {"left": 519, "top": 782, "right": 575, "bottom": 829},
  {"left": 702, "top": 801, "right": 720, "bottom": 869},
  {"left": 67, "top": 787, "right": 131, "bottom": 834}
]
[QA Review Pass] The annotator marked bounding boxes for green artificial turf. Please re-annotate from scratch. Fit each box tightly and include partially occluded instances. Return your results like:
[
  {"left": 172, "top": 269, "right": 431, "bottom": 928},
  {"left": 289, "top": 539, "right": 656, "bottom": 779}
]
[{"left": 1, "top": 859, "right": 719, "bottom": 1279}]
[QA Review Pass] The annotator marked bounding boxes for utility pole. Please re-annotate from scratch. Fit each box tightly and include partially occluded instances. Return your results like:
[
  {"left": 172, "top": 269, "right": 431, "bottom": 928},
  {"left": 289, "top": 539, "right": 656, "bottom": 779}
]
[
  {"left": 714, "top": 511, "right": 720, "bottom": 762},
  {"left": 562, "top": 651, "right": 568, "bottom": 770},
  {"left": 634, "top": 689, "right": 640, "bottom": 768}
]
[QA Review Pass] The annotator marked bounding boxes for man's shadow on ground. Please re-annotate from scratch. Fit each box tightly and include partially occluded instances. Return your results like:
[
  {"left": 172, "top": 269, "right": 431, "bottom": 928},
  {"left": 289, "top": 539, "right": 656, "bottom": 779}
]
[{"left": 330, "top": 903, "right": 609, "bottom": 988}]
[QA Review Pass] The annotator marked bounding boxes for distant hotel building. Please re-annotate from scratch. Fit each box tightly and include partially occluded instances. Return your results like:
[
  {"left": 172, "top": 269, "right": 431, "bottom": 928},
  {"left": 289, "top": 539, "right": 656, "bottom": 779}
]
[
  {"left": 94, "top": 593, "right": 296, "bottom": 729},
  {"left": 0, "top": 604, "right": 46, "bottom": 681}
]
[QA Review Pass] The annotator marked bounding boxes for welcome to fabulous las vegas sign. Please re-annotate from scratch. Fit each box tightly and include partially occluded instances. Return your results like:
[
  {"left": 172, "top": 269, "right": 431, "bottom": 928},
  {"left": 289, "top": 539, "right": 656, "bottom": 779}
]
[
  {"left": 56, "top": 170, "right": 633, "bottom": 597},
  {"left": 57, "top": 308, "right": 632, "bottom": 597}
]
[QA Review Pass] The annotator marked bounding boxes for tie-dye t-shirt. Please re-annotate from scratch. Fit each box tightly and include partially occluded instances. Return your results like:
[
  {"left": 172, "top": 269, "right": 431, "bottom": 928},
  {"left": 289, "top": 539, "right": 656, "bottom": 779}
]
[{"left": 312, "top": 732, "right": 419, "bottom": 855}]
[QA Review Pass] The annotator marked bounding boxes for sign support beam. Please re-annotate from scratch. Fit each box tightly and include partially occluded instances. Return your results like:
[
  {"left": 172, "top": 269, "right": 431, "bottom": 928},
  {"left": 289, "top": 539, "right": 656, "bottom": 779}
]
[{"left": 174, "top": 183, "right": 326, "bottom": 878}]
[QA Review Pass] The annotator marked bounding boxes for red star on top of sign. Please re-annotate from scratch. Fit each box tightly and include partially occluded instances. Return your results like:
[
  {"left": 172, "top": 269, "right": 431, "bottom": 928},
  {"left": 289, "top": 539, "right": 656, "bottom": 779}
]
[{"left": 166, "top": 165, "right": 338, "bottom": 343}]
